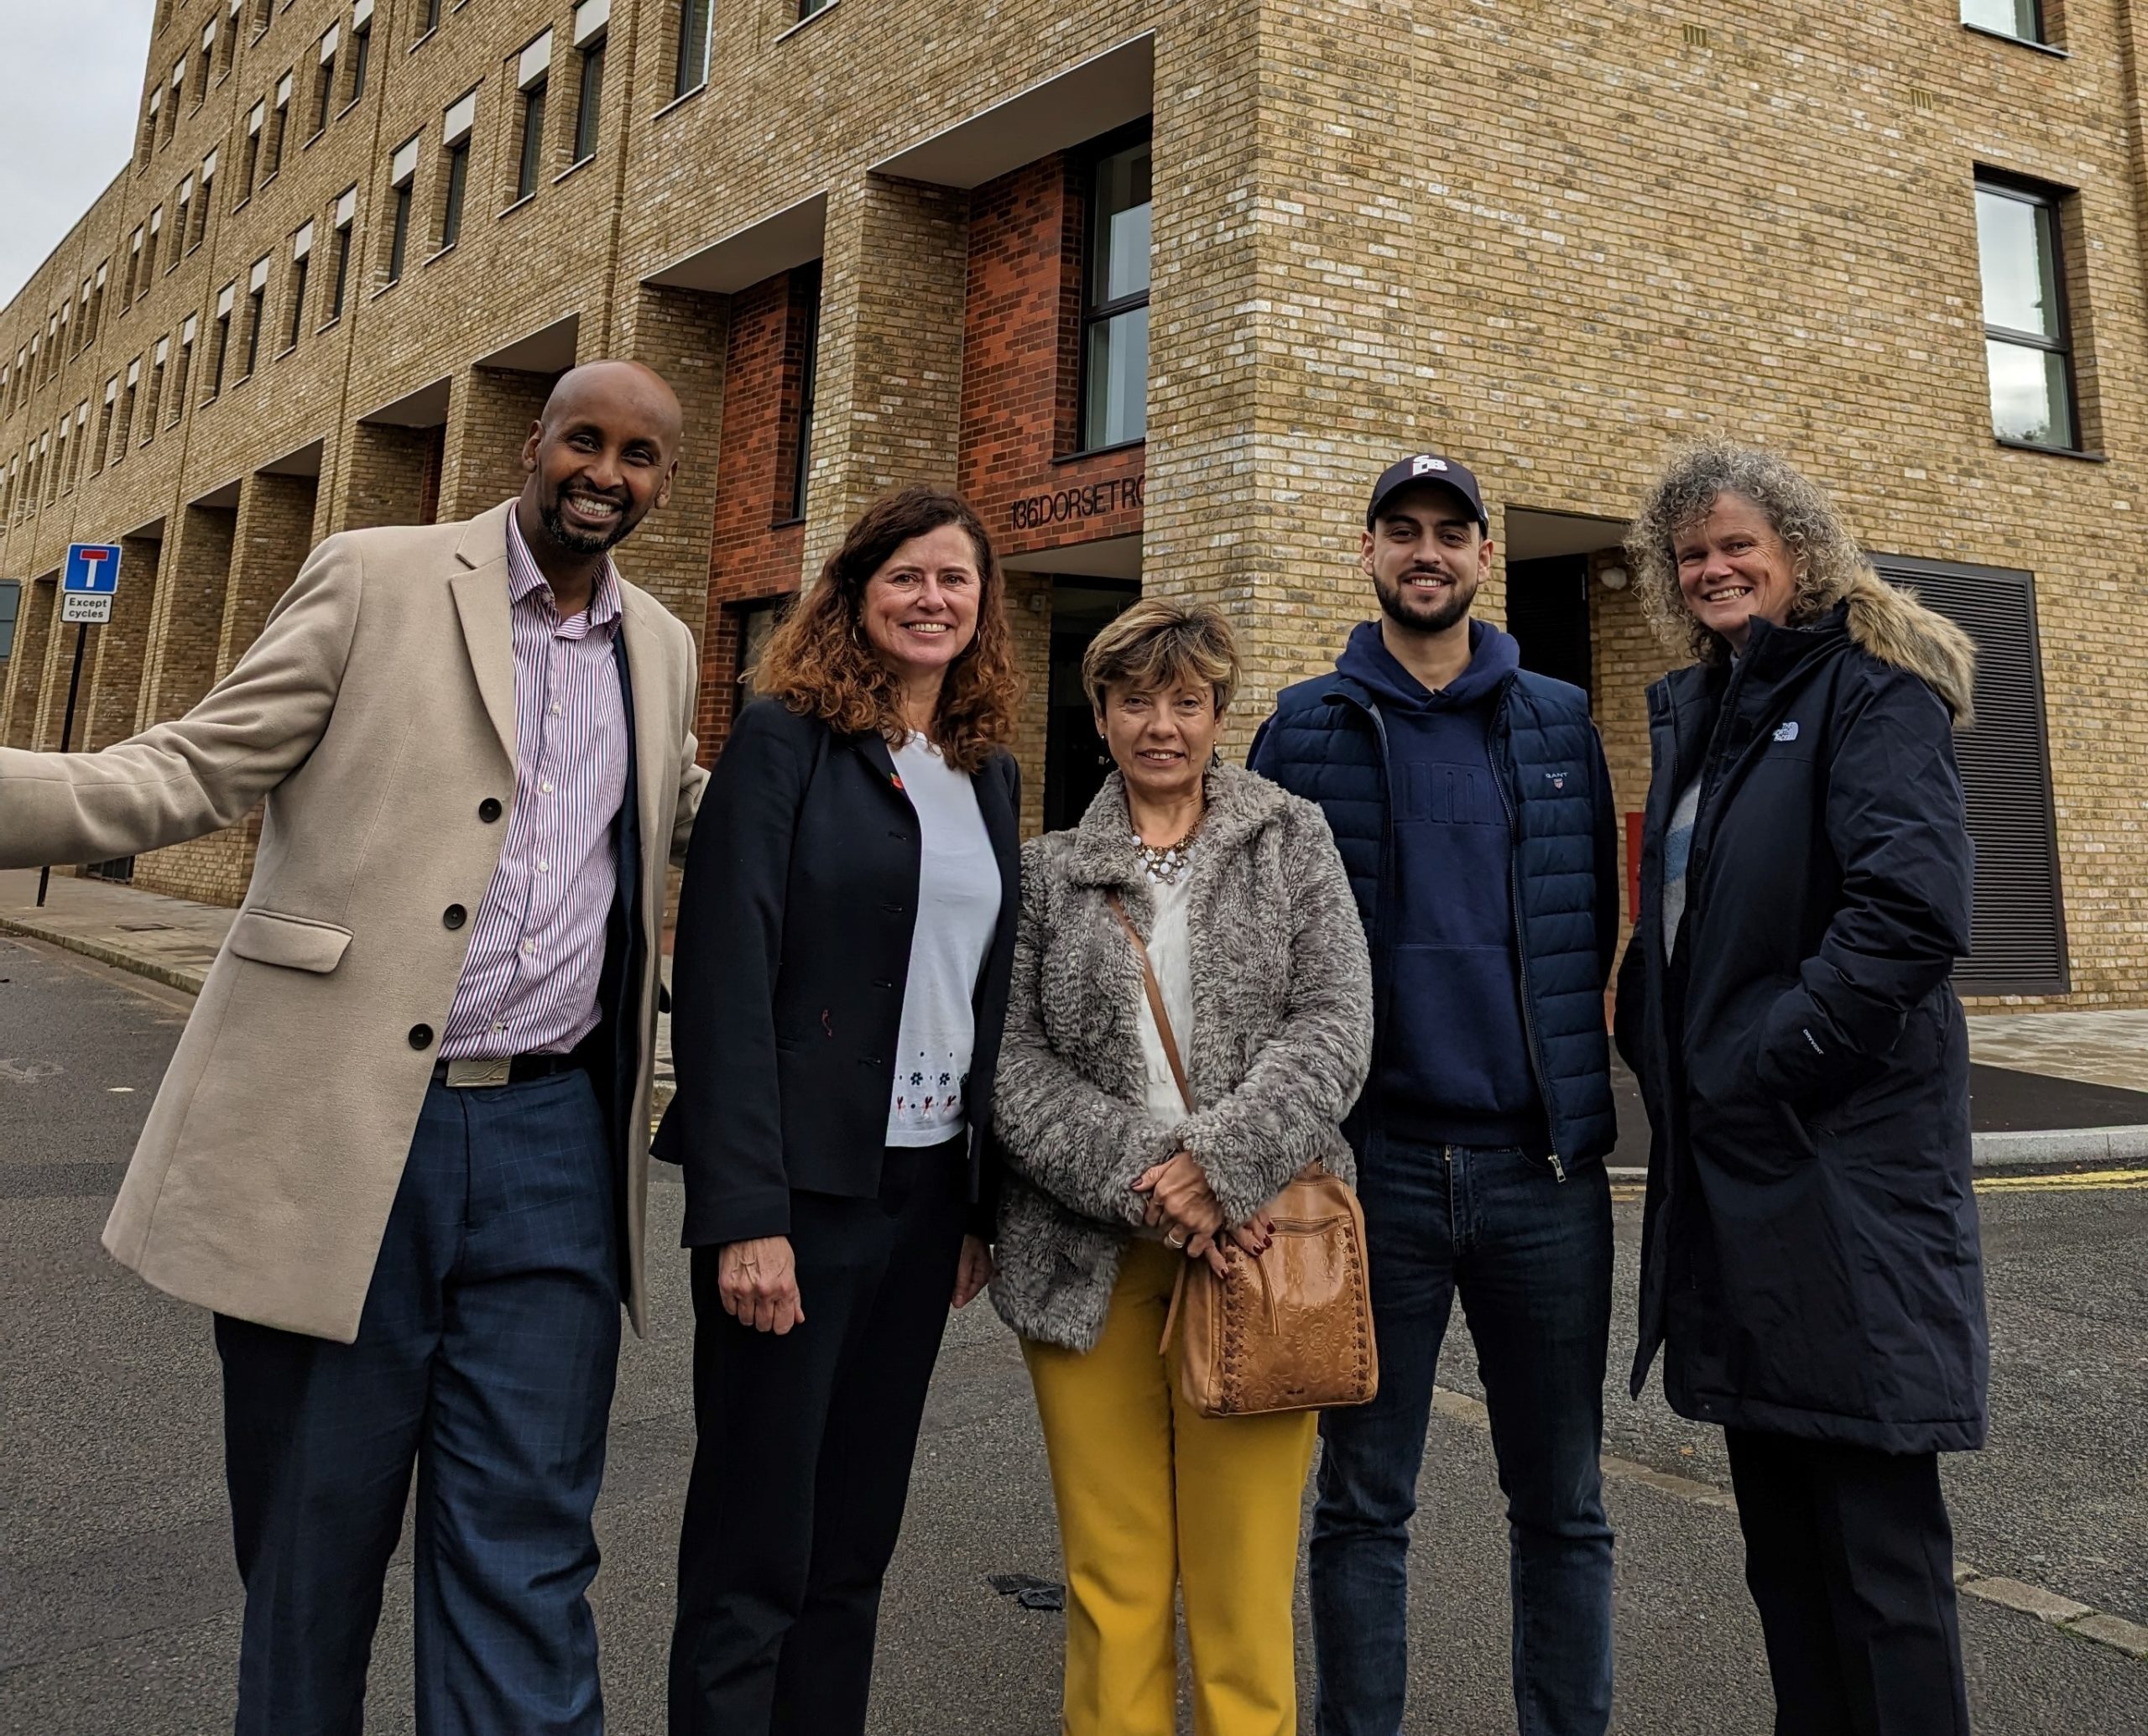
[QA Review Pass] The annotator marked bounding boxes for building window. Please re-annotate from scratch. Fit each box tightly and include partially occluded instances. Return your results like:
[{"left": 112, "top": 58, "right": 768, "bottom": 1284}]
[
  {"left": 1975, "top": 175, "right": 2078, "bottom": 451},
  {"left": 0, "top": 582, "right": 18, "bottom": 663},
  {"left": 201, "top": 14, "right": 219, "bottom": 85},
  {"left": 84, "top": 264, "right": 107, "bottom": 347},
  {"left": 117, "top": 360, "right": 139, "bottom": 456},
  {"left": 143, "top": 207, "right": 164, "bottom": 289},
  {"left": 251, "top": 0, "right": 272, "bottom": 34},
  {"left": 194, "top": 152, "right": 216, "bottom": 248},
  {"left": 314, "top": 26, "right": 340, "bottom": 135},
  {"left": 141, "top": 86, "right": 161, "bottom": 165},
  {"left": 287, "top": 223, "right": 314, "bottom": 347},
  {"left": 220, "top": 0, "right": 240, "bottom": 75},
  {"left": 675, "top": 0, "right": 712, "bottom": 96},
  {"left": 144, "top": 338, "right": 169, "bottom": 441},
  {"left": 1962, "top": 0, "right": 2045, "bottom": 43},
  {"left": 348, "top": 1, "right": 373, "bottom": 102},
  {"left": 327, "top": 187, "right": 357, "bottom": 321},
  {"left": 166, "top": 59, "right": 186, "bottom": 141},
  {"left": 54, "top": 420, "right": 70, "bottom": 493},
  {"left": 207, "top": 284, "right": 234, "bottom": 397},
  {"left": 515, "top": 33, "right": 552, "bottom": 201},
  {"left": 174, "top": 175, "right": 194, "bottom": 264},
  {"left": 386, "top": 136, "right": 418, "bottom": 283},
  {"left": 440, "top": 91, "right": 476, "bottom": 249},
  {"left": 240, "top": 100, "right": 264, "bottom": 202},
  {"left": 572, "top": 2, "right": 608, "bottom": 164},
  {"left": 95, "top": 378, "right": 117, "bottom": 467},
  {"left": 173, "top": 317, "right": 196, "bottom": 419},
  {"left": 242, "top": 258, "right": 268, "bottom": 376},
  {"left": 1081, "top": 129, "right": 1152, "bottom": 451},
  {"left": 125, "top": 227, "right": 143, "bottom": 300},
  {"left": 786, "top": 265, "right": 821, "bottom": 522},
  {"left": 71, "top": 404, "right": 91, "bottom": 488},
  {"left": 416, "top": 0, "right": 441, "bottom": 41},
  {"left": 800, "top": 0, "right": 834, "bottom": 17},
  {"left": 265, "top": 70, "right": 293, "bottom": 180}
]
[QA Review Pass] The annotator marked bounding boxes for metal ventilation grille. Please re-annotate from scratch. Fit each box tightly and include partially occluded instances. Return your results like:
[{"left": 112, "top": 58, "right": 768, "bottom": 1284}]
[{"left": 1869, "top": 555, "right": 2068, "bottom": 995}]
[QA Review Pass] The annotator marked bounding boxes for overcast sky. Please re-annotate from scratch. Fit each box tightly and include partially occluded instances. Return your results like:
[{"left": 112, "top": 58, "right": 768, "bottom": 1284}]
[{"left": 0, "top": 0, "right": 159, "bottom": 306}]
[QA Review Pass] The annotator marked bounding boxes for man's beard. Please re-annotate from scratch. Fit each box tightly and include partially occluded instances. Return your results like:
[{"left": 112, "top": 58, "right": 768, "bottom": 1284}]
[
  {"left": 541, "top": 493, "right": 633, "bottom": 555},
  {"left": 1375, "top": 566, "right": 1477, "bottom": 637}
]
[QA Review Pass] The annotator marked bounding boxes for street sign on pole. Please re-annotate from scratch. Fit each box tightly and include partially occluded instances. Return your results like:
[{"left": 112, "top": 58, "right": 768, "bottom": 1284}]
[
  {"left": 60, "top": 541, "right": 121, "bottom": 624},
  {"left": 38, "top": 543, "right": 124, "bottom": 905}
]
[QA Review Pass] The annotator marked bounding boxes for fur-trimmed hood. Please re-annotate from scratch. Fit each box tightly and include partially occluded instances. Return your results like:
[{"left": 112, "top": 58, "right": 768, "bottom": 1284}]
[{"left": 1831, "top": 567, "right": 1978, "bottom": 726}]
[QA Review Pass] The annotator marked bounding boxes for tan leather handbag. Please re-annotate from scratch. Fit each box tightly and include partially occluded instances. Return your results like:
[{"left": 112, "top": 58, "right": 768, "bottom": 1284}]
[{"left": 1108, "top": 894, "right": 1379, "bottom": 1420}]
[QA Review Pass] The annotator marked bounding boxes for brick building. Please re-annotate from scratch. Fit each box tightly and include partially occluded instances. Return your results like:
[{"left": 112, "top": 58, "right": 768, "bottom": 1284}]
[{"left": 1, "top": 0, "right": 2142, "bottom": 1006}]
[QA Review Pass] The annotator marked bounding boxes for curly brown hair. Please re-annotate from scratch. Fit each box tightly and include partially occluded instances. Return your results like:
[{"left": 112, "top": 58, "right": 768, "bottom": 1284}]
[
  {"left": 753, "top": 484, "right": 1022, "bottom": 773},
  {"left": 1624, "top": 439, "right": 1874, "bottom": 665}
]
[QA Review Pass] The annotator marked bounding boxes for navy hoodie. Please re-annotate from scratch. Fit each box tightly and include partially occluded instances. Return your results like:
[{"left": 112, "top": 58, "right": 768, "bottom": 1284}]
[{"left": 1337, "top": 618, "right": 1546, "bottom": 1151}]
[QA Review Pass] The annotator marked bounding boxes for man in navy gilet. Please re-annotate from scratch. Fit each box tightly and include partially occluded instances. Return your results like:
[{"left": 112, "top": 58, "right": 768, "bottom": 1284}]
[{"left": 1250, "top": 455, "right": 1622, "bottom": 1736}]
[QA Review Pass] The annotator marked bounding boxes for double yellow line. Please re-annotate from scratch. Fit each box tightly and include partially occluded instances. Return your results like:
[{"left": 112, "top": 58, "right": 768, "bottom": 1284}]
[
  {"left": 1606, "top": 1165, "right": 2147, "bottom": 1203},
  {"left": 1973, "top": 1166, "right": 2148, "bottom": 1194}
]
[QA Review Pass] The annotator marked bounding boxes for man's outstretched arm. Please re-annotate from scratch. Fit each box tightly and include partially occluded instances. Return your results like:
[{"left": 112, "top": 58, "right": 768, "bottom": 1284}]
[{"left": 0, "top": 535, "right": 362, "bottom": 871}]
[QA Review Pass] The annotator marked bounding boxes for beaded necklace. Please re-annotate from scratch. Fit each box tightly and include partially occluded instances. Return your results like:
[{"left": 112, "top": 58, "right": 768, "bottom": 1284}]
[{"left": 1132, "top": 809, "right": 1204, "bottom": 885}]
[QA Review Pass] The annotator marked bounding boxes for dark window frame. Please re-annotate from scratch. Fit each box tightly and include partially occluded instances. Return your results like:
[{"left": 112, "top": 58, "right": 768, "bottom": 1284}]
[
  {"left": 781, "top": 264, "right": 822, "bottom": 525},
  {"left": 0, "top": 580, "right": 18, "bottom": 662},
  {"left": 440, "top": 138, "right": 471, "bottom": 248},
  {"left": 675, "top": 0, "right": 712, "bottom": 96},
  {"left": 1973, "top": 171, "right": 2082, "bottom": 453},
  {"left": 387, "top": 180, "right": 414, "bottom": 283},
  {"left": 516, "top": 76, "right": 549, "bottom": 201},
  {"left": 1076, "top": 119, "right": 1153, "bottom": 456},
  {"left": 1961, "top": 0, "right": 2049, "bottom": 48},
  {"left": 573, "top": 31, "right": 607, "bottom": 164}
]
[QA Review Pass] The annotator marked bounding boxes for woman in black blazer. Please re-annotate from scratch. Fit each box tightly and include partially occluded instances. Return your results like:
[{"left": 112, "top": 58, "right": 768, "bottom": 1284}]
[{"left": 656, "top": 484, "right": 1024, "bottom": 1736}]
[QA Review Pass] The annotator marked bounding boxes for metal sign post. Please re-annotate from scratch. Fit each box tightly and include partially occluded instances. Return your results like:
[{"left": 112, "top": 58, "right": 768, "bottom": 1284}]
[{"left": 36, "top": 543, "right": 123, "bottom": 908}]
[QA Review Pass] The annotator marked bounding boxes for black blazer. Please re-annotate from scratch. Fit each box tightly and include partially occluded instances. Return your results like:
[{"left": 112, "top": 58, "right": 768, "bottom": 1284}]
[{"left": 654, "top": 696, "right": 1021, "bottom": 1247}]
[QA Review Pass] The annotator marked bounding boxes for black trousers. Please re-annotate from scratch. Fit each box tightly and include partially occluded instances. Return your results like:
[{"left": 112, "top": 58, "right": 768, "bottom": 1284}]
[
  {"left": 1724, "top": 1429, "right": 1971, "bottom": 1736},
  {"left": 669, "top": 1139, "right": 969, "bottom": 1736}
]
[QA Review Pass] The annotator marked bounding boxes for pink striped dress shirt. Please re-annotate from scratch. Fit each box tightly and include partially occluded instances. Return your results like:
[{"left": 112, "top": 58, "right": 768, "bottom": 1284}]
[{"left": 439, "top": 510, "right": 630, "bottom": 1059}]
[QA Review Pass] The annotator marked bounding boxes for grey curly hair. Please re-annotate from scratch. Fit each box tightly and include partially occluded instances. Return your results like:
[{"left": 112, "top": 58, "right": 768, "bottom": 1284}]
[{"left": 1624, "top": 440, "right": 1874, "bottom": 665}]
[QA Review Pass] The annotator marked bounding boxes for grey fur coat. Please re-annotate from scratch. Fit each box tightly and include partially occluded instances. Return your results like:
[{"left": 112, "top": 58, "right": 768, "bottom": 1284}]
[{"left": 988, "top": 764, "right": 1374, "bottom": 1352}]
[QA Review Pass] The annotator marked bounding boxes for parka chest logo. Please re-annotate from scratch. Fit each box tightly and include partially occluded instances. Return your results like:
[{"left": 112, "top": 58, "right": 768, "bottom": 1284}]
[
  {"left": 1772, "top": 720, "right": 1801, "bottom": 743},
  {"left": 1546, "top": 771, "right": 1567, "bottom": 790}
]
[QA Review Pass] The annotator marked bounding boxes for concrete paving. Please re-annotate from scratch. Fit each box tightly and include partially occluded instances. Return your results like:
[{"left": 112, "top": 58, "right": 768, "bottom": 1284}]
[{"left": 3, "top": 934, "right": 2145, "bottom": 1734}]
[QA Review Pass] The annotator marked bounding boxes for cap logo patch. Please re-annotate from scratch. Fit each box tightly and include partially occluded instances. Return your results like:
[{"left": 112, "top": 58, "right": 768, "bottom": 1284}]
[{"left": 1410, "top": 455, "right": 1448, "bottom": 475}]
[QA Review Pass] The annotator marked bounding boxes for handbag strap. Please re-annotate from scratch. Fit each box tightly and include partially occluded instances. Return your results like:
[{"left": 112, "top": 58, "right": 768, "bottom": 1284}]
[{"left": 1106, "top": 890, "right": 1191, "bottom": 1113}]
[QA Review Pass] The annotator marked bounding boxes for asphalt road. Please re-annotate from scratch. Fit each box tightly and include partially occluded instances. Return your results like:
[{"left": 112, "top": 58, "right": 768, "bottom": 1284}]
[{"left": 3, "top": 933, "right": 2143, "bottom": 1734}]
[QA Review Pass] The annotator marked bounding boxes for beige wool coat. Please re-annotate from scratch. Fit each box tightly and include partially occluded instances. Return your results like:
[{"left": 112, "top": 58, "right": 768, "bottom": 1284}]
[{"left": 0, "top": 501, "right": 706, "bottom": 1341}]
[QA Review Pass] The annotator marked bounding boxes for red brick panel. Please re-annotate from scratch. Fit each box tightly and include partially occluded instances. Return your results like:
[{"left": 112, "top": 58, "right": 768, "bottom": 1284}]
[
  {"left": 696, "top": 270, "right": 811, "bottom": 759},
  {"left": 959, "top": 156, "right": 1144, "bottom": 565}
]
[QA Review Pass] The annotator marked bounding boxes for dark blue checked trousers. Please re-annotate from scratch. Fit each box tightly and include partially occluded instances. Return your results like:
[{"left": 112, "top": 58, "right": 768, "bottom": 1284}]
[{"left": 215, "top": 1070, "right": 622, "bottom": 1736}]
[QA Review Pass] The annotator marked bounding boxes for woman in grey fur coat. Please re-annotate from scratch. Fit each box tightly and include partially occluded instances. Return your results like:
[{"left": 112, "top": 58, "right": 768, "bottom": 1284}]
[{"left": 990, "top": 597, "right": 1372, "bottom": 1736}]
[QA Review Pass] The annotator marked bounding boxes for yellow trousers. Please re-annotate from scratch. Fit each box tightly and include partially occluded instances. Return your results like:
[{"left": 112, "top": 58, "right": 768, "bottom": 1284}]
[{"left": 1023, "top": 1238, "right": 1317, "bottom": 1736}]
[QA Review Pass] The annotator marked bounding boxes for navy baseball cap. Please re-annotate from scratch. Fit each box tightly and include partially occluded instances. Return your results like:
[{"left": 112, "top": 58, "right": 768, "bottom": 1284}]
[{"left": 1366, "top": 453, "right": 1489, "bottom": 532}]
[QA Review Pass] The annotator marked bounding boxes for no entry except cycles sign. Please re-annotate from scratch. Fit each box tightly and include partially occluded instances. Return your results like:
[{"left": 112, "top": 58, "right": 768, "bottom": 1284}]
[{"left": 60, "top": 542, "right": 122, "bottom": 623}]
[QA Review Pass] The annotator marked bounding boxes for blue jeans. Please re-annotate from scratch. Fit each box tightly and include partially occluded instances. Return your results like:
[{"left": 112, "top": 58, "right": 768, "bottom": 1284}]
[
  {"left": 1309, "top": 1138, "right": 1614, "bottom": 1736},
  {"left": 216, "top": 1071, "right": 622, "bottom": 1736}
]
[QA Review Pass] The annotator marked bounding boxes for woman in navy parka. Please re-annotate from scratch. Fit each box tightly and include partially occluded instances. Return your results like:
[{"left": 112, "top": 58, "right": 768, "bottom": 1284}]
[{"left": 1615, "top": 441, "right": 1986, "bottom": 1736}]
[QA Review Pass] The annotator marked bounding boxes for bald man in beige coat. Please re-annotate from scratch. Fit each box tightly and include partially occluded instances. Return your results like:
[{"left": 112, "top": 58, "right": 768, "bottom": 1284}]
[{"left": 0, "top": 362, "right": 708, "bottom": 1733}]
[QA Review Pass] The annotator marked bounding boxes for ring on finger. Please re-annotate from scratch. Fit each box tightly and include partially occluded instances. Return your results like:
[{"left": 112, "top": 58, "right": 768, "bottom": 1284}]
[{"left": 1165, "top": 1230, "right": 1186, "bottom": 1249}]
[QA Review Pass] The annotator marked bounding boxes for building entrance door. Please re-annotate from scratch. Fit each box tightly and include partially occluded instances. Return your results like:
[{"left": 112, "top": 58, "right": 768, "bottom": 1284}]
[
  {"left": 1506, "top": 555, "right": 1593, "bottom": 701},
  {"left": 1044, "top": 580, "right": 1138, "bottom": 832}
]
